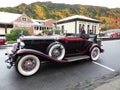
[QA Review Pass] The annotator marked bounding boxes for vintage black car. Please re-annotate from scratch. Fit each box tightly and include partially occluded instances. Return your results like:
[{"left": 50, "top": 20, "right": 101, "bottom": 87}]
[{"left": 5, "top": 34, "right": 104, "bottom": 76}]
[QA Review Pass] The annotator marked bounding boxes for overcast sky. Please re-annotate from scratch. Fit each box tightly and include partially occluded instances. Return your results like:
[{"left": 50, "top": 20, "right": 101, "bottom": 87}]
[{"left": 0, "top": 0, "right": 120, "bottom": 8}]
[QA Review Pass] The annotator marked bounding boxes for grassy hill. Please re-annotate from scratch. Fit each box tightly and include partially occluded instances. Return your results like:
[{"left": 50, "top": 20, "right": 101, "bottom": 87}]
[{"left": 0, "top": 1, "right": 120, "bottom": 30}]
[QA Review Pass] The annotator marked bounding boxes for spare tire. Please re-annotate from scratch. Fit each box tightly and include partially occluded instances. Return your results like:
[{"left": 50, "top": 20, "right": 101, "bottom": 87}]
[{"left": 47, "top": 42, "right": 65, "bottom": 60}]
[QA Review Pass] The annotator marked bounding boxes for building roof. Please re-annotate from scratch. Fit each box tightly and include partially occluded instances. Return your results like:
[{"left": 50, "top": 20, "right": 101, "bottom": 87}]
[
  {"left": 32, "top": 19, "right": 54, "bottom": 26},
  {"left": 0, "top": 12, "right": 21, "bottom": 24},
  {"left": 32, "top": 19, "right": 45, "bottom": 26},
  {"left": 57, "top": 15, "right": 101, "bottom": 24}
]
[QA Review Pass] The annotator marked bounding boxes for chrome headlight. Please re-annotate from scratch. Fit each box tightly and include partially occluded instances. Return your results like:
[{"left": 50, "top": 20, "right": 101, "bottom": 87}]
[
  {"left": 17, "top": 39, "right": 25, "bottom": 49},
  {"left": 19, "top": 41, "right": 25, "bottom": 49},
  {"left": 11, "top": 39, "right": 25, "bottom": 53},
  {"left": 11, "top": 43, "right": 18, "bottom": 53}
]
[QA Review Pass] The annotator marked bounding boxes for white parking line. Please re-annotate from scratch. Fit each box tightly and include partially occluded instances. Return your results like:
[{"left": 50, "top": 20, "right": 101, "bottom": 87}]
[{"left": 92, "top": 61, "right": 115, "bottom": 72}]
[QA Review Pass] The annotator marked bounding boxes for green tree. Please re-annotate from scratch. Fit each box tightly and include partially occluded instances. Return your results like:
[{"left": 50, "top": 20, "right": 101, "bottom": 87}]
[{"left": 6, "top": 28, "right": 30, "bottom": 41}]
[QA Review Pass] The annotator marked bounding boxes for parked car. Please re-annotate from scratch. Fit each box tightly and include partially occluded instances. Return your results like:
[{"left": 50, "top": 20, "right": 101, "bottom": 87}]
[
  {"left": 0, "top": 35, "right": 7, "bottom": 47},
  {"left": 5, "top": 34, "right": 104, "bottom": 76}
]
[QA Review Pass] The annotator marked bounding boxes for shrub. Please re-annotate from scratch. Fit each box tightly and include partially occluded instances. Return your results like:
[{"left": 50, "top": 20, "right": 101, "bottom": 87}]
[
  {"left": 6, "top": 28, "right": 30, "bottom": 41},
  {"left": 42, "top": 29, "right": 61, "bottom": 35},
  {"left": 53, "top": 29, "right": 61, "bottom": 34},
  {"left": 42, "top": 30, "right": 49, "bottom": 35}
]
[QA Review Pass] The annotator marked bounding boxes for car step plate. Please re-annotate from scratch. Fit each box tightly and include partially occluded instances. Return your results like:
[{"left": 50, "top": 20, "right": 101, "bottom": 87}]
[{"left": 64, "top": 55, "right": 90, "bottom": 62}]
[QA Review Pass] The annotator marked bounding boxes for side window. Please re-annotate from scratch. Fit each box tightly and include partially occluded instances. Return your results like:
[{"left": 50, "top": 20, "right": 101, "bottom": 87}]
[
  {"left": 79, "top": 24, "right": 82, "bottom": 32},
  {"left": 61, "top": 25, "right": 64, "bottom": 33},
  {"left": 87, "top": 25, "right": 90, "bottom": 34}
]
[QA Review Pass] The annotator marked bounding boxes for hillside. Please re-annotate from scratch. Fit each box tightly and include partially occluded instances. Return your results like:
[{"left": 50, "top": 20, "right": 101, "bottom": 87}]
[{"left": 0, "top": 1, "right": 120, "bottom": 30}]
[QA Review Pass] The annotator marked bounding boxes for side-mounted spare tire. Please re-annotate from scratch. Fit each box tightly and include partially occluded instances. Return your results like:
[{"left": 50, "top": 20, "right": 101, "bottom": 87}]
[{"left": 47, "top": 42, "right": 65, "bottom": 60}]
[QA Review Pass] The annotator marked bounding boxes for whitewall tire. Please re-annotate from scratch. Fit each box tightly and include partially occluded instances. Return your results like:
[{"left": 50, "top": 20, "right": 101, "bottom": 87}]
[
  {"left": 16, "top": 55, "right": 40, "bottom": 76},
  {"left": 90, "top": 47, "right": 100, "bottom": 61},
  {"left": 48, "top": 43, "right": 65, "bottom": 60}
]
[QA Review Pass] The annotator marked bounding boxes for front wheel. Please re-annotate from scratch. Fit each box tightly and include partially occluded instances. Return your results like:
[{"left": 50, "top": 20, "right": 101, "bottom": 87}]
[
  {"left": 90, "top": 47, "right": 100, "bottom": 61},
  {"left": 16, "top": 55, "right": 40, "bottom": 76}
]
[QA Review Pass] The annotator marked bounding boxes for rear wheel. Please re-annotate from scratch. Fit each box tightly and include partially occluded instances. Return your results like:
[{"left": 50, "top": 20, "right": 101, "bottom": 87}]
[
  {"left": 16, "top": 55, "right": 40, "bottom": 76},
  {"left": 90, "top": 47, "right": 100, "bottom": 61}
]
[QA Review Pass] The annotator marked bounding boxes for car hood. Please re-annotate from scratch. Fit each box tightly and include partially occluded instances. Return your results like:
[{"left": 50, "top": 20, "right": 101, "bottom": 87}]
[{"left": 20, "top": 35, "right": 65, "bottom": 40}]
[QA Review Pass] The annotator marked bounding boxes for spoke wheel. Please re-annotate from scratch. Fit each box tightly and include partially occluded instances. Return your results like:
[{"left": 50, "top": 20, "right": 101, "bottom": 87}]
[{"left": 16, "top": 55, "right": 40, "bottom": 76}]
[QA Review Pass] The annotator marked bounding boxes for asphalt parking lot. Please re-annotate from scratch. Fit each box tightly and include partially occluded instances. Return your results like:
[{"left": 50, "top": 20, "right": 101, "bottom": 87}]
[{"left": 0, "top": 40, "right": 120, "bottom": 90}]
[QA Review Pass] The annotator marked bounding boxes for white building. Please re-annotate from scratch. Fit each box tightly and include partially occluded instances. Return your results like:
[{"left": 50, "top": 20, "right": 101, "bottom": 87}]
[{"left": 56, "top": 15, "right": 101, "bottom": 34}]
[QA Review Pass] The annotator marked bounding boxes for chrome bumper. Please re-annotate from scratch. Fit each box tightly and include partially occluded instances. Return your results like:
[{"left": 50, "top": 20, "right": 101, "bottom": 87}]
[{"left": 5, "top": 51, "right": 15, "bottom": 69}]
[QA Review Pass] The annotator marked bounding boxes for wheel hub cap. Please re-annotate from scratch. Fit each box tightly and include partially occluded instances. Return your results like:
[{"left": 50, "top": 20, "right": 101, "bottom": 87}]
[{"left": 22, "top": 59, "right": 36, "bottom": 71}]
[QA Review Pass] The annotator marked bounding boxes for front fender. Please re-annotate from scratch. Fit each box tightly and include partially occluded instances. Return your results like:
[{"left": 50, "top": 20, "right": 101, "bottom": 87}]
[
  {"left": 16, "top": 49, "right": 44, "bottom": 55},
  {"left": 15, "top": 49, "right": 50, "bottom": 62},
  {"left": 15, "top": 49, "right": 68, "bottom": 63},
  {"left": 5, "top": 49, "right": 45, "bottom": 69}
]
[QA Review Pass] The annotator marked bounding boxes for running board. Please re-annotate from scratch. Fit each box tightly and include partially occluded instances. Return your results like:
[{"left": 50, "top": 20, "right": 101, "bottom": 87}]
[{"left": 64, "top": 55, "right": 90, "bottom": 62}]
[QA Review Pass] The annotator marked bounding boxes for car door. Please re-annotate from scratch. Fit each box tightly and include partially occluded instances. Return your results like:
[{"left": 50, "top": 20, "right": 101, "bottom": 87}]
[{"left": 63, "top": 37, "right": 86, "bottom": 54}]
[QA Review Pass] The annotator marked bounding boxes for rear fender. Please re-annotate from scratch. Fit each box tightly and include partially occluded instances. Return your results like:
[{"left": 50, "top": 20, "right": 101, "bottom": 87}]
[{"left": 89, "top": 44, "right": 101, "bottom": 53}]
